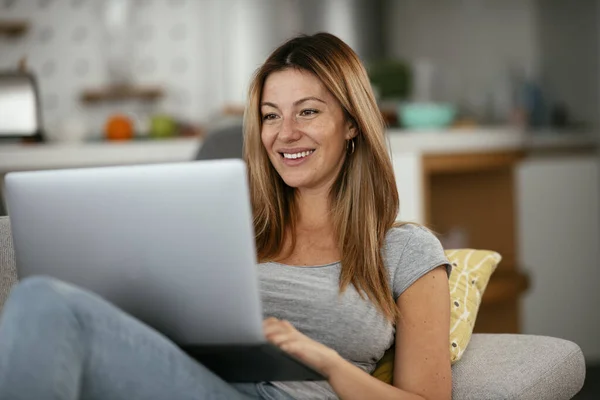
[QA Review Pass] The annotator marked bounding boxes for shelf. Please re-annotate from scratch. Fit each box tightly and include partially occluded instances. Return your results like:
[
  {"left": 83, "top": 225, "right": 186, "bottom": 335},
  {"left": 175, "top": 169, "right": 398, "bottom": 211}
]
[
  {"left": 80, "top": 85, "right": 164, "bottom": 104},
  {"left": 475, "top": 270, "right": 530, "bottom": 333},
  {"left": 222, "top": 104, "right": 246, "bottom": 116},
  {"left": 481, "top": 270, "right": 530, "bottom": 305},
  {"left": 423, "top": 150, "right": 525, "bottom": 174},
  {"left": 0, "top": 20, "right": 29, "bottom": 37}
]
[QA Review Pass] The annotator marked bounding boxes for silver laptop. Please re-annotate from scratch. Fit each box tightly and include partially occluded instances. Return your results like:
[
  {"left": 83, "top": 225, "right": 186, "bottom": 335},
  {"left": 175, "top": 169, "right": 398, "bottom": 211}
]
[{"left": 4, "top": 160, "right": 324, "bottom": 382}]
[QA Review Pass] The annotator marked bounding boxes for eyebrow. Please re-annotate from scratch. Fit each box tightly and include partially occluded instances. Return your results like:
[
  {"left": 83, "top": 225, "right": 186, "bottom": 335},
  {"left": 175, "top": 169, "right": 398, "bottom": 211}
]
[{"left": 261, "top": 96, "right": 326, "bottom": 109}]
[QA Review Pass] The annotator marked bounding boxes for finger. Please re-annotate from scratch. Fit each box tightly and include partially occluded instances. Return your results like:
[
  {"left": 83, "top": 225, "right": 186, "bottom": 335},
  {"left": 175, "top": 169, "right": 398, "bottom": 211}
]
[
  {"left": 264, "top": 326, "right": 288, "bottom": 338},
  {"left": 279, "top": 340, "right": 310, "bottom": 360},
  {"left": 280, "top": 339, "right": 300, "bottom": 354},
  {"left": 263, "top": 320, "right": 286, "bottom": 333},
  {"left": 280, "top": 319, "right": 295, "bottom": 330},
  {"left": 265, "top": 331, "right": 300, "bottom": 347},
  {"left": 264, "top": 325, "right": 295, "bottom": 340},
  {"left": 263, "top": 320, "right": 295, "bottom": 336},
  {"left": 263, "top": 318, "right": 294, "bottom": 327},
  {"left": 262, "top": 317, "right": 279, "bottom": 328},
  {"left": 262, "top": 320, "right": 281, "bottom": 333},
  {"left": 267, "top": 319, "right": 296, "bottom": 333}
]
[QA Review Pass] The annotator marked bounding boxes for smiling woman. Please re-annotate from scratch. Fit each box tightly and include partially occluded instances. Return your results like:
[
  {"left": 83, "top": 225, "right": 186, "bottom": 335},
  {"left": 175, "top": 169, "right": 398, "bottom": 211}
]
[
  {"left": 243, "top": 33, "right": 452, "bottom": 400},
  {"left": 260, "top": 69, "right": 354, "bottom": 190},
  {"left": 244, "top": 33, "right": 403, "bottom": 320}
]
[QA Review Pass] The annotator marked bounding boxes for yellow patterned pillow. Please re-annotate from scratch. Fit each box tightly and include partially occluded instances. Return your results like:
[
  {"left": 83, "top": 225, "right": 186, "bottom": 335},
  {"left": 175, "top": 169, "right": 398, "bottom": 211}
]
[
  {"left": 372, "top": 249, "right": 501, "bottom": 384},
  {"left": 446, "top": 249, "right": 501, "bottom": 362}
]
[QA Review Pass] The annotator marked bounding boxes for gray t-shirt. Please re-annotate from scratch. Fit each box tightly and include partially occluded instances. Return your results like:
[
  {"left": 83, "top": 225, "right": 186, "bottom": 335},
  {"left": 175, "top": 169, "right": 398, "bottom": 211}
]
[{"left": 257, "top": 224, "right": 451, "bottom": 400}]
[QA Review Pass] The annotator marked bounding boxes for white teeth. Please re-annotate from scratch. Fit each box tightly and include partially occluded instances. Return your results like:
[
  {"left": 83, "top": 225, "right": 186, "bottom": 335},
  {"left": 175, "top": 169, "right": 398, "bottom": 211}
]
[{"left": 283, "top": 150, "right": 313, "bottom": 159}]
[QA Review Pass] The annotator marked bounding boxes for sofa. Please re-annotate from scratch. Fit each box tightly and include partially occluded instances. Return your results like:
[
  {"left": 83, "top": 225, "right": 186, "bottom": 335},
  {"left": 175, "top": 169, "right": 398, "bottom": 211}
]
[{"left": 0, "top": 216, "right": 586, "bottom": 399}]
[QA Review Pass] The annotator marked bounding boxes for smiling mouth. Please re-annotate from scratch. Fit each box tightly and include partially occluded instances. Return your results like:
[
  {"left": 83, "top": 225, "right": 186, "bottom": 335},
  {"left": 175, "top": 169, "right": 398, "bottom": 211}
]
[{"left": 279, "top": 150, "right": 315, "bottom": 160}]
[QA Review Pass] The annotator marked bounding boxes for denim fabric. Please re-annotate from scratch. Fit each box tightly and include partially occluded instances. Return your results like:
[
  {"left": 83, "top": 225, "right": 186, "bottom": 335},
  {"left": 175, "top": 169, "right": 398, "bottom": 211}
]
[{"left": 0, "top": 276, "right": 294, "bottom": 400}]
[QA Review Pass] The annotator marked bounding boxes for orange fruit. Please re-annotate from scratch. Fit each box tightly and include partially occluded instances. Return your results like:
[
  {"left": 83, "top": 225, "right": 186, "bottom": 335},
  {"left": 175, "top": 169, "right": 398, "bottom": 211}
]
[{"left": 105, "top": 114, "right": 134, "bottom": 141}]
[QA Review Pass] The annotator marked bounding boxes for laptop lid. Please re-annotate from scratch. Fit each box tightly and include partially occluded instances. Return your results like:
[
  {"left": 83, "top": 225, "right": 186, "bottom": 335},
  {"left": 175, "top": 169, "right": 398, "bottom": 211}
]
[{"left": 4, "top": 160, "right": 265, "bottom": 346}]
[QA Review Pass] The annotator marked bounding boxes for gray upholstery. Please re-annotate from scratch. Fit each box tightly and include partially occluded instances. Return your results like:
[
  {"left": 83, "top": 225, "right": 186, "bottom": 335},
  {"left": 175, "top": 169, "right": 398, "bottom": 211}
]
[
  {"left": 196, "top": 123, "right": 244, "bottom": 161},
  {"left": 0, "top": 216, "right": 586, "bottom": 398},
  {"left": 452, "top": 334, "right": 585, "bottom": 399},
  {"left": 0, "top": 217, "right": 17, "bottom": 309}
]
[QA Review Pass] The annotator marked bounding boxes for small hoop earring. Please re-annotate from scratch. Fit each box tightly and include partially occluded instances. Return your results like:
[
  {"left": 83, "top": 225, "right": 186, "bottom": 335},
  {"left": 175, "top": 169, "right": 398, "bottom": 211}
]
[{"left": 347, "top": 138, "right": 355, "bottom": 155}]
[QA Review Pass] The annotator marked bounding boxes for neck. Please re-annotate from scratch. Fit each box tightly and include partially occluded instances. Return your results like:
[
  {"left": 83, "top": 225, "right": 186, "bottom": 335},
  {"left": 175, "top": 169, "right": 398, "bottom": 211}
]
[
  {"left": 293, "top": 157, "right": 346, "bottom": 231},
  {"left": 295, "top": 186, "right": 332, "bottom": 231}
]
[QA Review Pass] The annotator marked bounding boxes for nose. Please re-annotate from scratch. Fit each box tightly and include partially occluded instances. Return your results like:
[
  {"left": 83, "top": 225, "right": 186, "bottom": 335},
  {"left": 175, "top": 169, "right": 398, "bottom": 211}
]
[{"left": 278, "top": 116, "right": 302, "bottom": 142}]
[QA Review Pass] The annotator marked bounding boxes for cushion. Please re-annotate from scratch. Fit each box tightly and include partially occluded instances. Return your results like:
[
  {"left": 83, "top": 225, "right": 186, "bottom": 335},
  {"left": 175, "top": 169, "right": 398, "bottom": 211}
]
[
  {"left": 451, "top": 334, "right": 585, "bottom": 400},
  {"left": 0, "top": 217, "right": 17, "bottom": 309},
  {"left": 447, "top": 249, "right": 501, "bottom": 362},
  {"left": 372, "top": 249, "right": 501, "bottom": 384}
]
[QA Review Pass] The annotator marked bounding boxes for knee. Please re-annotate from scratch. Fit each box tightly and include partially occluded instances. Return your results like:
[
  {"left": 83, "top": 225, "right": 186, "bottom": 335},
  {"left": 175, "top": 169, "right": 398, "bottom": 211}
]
[
  {"left": 13, "top": 275, "right": 75, "bottom": 297},
  {"left": 0, "top": 277, "right": 85, "bottom": 358},
  {"left": 5, "top": 276, "right": 78, "bottom": 319}
]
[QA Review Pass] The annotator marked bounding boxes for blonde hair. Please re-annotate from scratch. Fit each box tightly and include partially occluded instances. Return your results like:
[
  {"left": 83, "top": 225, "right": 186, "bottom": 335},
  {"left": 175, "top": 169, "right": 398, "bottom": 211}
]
[{"left": 244, "top": 33, "right": 400, "bottom": 321}]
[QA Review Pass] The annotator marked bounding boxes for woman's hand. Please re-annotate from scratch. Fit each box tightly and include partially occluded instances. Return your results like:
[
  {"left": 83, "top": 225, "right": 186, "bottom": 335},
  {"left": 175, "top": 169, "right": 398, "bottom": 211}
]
[{"left": 263, "top": 317, "right": 343, "bottom": 378}]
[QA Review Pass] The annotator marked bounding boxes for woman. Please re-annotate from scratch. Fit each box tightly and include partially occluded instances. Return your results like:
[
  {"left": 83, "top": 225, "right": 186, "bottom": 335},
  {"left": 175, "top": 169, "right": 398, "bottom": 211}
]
[{"left": 0, "top": 33, "right": 451, "bottom": 400}]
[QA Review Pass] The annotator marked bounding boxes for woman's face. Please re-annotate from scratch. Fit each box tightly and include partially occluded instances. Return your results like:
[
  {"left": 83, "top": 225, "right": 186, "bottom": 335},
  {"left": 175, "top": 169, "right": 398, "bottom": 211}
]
[{"left": 260, "top": 68, "right": 355, "bottom": 192}]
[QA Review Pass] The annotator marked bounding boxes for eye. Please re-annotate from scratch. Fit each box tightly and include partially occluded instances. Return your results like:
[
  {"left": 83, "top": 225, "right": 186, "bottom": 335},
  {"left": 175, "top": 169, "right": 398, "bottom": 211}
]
[
  {"left": 300, "top": 109, "right": 318, "bottom": 117},
  {"left": 262, "top": 113, "right": 279, "bottom": 121}
]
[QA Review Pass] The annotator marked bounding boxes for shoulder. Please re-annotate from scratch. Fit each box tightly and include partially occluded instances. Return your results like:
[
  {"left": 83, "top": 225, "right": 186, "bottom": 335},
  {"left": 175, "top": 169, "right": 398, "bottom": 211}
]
[
  {"left": 383, "top": 224, "right": 450, "bottom": 298},
  {"left": 383, "top": 223, "right": 443, "bottom": 257}
]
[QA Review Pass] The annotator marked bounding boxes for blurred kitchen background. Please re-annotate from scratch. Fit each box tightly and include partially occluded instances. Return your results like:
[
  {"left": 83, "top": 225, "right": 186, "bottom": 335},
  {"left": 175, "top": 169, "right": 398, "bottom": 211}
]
[
  {"left": 1, "top": 0, "right": 599, "bottom": 396},
  {"left": 1, "top": 0, "right": 597, "bottom": 137}
]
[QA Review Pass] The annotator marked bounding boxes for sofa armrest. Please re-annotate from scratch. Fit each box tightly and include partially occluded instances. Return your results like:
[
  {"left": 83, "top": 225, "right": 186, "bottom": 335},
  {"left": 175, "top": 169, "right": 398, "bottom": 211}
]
[
  {"left": 452, "top": 334, "right": 585, "bottom": 399},
  {"left": 0, "top": 217, "right": 17, "bottom": 309}
]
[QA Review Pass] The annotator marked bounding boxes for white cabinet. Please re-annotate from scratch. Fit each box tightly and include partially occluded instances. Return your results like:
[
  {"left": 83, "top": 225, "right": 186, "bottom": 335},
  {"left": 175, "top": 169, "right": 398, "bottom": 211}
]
[
  {"left": 517, "top": 155, "right": 600, "bottom": 362},
  {"left": 391, "top": 151, "right": 424, "bottom": 223}
]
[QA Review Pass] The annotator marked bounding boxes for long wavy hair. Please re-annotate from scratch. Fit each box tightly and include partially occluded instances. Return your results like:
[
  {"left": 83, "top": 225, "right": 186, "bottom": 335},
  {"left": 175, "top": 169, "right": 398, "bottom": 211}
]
[{"left": 243, "top": 33, "right": 400, "bottom": 321}]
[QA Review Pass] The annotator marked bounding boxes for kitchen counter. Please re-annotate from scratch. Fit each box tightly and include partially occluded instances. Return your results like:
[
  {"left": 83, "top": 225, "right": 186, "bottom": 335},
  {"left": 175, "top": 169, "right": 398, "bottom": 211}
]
[
  {"left": 0, "top": 127, "right": 596, "bottom": 173},
  {"left": 387, "top": 127, "right": 598, "bottom": 154},
  {"left": 0, "top": 137, "right": 202, "bottom": 172},
  {"left": 386, "top": 127, "right": 597, "bottom": 224}
]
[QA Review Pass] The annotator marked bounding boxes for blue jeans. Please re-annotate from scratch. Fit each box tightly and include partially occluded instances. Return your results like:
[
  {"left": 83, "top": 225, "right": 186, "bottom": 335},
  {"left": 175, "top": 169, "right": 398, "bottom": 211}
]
[{"left": 0, "top": 276, "right": 295, "bottom": 400}]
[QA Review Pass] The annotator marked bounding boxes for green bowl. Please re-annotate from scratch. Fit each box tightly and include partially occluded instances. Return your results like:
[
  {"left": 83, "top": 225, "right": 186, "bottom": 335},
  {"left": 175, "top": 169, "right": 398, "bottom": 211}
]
[{"left": 398, "top": 103, "right": 457, "bottom": 130}]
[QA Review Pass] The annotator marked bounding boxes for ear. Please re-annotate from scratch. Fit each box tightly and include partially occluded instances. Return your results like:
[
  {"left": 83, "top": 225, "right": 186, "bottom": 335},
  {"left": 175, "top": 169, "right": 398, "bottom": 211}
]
[{"left": 345, "top": 119, "right": 358, "bottom": 140}]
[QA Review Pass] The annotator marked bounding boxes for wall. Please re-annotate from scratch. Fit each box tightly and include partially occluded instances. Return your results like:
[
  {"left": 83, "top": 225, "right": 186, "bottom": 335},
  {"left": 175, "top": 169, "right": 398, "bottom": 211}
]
[
  {"left": 383, "top": 0, "right": 539, "bottom": 120},
  {"left": 383, "top": 0, "right": 600, "bottom": 129},
  {"left": 212, "top": 0, "right": 385, "bottom": 108},
  {"left": 0, "top": 0, "right": 384, "bottom": 141},
  {"left": 0, "top": 0, "right": 214, "bottom": 140},
  {"left": 517, "top": 156, "right": 600, "bottom": 363},
  {"left": 537, "top": 0, "right": 599, "bottom": 128}
]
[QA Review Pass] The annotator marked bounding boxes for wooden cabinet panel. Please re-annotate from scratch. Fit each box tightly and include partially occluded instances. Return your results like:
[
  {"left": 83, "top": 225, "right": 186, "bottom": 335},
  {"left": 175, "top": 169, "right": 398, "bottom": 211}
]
[{"left": 423, "top": 151, "right": 528, "bottom": 333}]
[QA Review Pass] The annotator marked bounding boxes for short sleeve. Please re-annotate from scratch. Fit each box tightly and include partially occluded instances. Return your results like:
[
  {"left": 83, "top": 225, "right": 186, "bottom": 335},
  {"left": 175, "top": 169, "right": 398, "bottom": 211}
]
[{"left": 387, "top": 225, "right": 451, "bottom": 300}]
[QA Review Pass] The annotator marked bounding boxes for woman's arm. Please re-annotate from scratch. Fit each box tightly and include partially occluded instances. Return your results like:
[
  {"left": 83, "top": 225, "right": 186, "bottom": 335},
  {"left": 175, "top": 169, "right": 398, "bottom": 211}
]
[
  {"left": 392, "top": 265, "right": 452, "bottom": 399},
  {"left": 325, "top": 357, "right": 424, "bottom": 400},
  {"left": 265, "top": 319, "right": 422, "bottom": 400},
  {"left": 326, "top": 265, "right": 451, "bottom": 400},
  {"left": 264, "top": 265, "right": 452, "bottom": 400}
]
